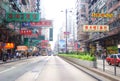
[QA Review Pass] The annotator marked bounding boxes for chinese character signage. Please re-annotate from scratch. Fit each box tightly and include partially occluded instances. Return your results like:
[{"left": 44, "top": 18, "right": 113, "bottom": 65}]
[
  {"left": 30, "top": 20, "right": 52, "bottom": 27},
  {"left": 20, "top": 30, "right": 32, "bottom": 35},
  {"left": 83, "top": 25, "right": 109, "bottom": 32},
  {"left": 91, "top": 13, "right": 113, "bottom": 18},
  {"left": 6, "top": 12, "right": 40, "bottom": 22}
]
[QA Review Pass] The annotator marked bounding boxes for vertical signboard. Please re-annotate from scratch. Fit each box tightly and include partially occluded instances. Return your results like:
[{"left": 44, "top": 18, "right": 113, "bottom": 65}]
[
  {"left": 24, "top": 38, "right": 29, "bottom": 46},
  {"left": 49, "top": 28, "right": 53, "bottom": 41}
]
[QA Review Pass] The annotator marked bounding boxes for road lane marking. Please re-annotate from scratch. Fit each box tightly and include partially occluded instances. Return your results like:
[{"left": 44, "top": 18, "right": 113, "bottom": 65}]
[{"left": 0, "top": 67, "right": 16, "bottom": 74}]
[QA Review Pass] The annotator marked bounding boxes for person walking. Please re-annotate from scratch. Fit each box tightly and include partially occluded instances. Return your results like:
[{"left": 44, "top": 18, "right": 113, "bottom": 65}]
[{"left": 2, "top": 51, "right": 7, "bottom": 62}]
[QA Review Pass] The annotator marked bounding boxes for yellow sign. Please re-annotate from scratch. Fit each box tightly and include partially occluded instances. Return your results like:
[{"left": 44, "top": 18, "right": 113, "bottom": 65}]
[
  {"left": 83, "top": 25, "right": 109, "bottom": 32},
  {"left": 4, "top": 43, "right": 14, "bottom": 49},
  {"left": 91, "top": 13, "right": 113, "bottom": 18}
]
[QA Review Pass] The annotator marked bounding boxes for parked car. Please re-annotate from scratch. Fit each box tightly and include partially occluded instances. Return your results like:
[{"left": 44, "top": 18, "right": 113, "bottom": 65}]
[{"left": 106, "top": 54, "right": 120, "bottom": 66}]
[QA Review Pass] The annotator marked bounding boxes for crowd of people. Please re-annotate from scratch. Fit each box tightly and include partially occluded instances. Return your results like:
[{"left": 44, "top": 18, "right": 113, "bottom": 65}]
[{"left": 1, "top": 51, "right": 30, "bottom": 62}]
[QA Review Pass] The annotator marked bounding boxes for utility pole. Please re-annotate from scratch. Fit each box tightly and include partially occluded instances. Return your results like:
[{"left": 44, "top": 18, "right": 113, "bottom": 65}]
[{"left": 65, "top": 9, "right": 68, "bottom": 54}]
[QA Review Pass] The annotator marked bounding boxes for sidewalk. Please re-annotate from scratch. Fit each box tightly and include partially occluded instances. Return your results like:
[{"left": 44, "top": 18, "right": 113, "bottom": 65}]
[{"left": 0, "top": 57, "right": 32, "bottom": 64}]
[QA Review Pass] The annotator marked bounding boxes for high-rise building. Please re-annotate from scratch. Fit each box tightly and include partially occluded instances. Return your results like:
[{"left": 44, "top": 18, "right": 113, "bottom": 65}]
[
  {"left": 76, "top": 0, "right": 89, "bottom": 51},
  {"left": 87, "top": 0, "right": 120, "bottom": 54}
]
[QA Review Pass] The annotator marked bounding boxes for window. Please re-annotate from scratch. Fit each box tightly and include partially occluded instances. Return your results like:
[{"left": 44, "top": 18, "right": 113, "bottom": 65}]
[
  {"left": 112, "top": 0, "right": 118, "bottom": 5},
  {"left": 117, "top": 7, "right": 120, "bottom": 13},
  {"left": 108, "top": 2, "right": 112, "bottom": 10},
  {"left": 103, "top": 6, "right": 107, "bottom": 13},
  {"left": 118, "top": 55, "right": 120, "bottom": 58},
  {"left": 110, "top": 55, "right": 113, "bottom": 58},
  {"left": 81, "top": 0, "right": 89, "bottom": 3},
  {"left": 80, "top": 4, "right": 86, "bottom": 12},
  {"left": 113, "top": 55, "right": 117, "bottom": 58}
]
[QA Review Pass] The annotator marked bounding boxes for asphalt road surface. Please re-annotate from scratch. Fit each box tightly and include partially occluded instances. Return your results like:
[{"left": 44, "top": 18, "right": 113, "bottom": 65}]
[{"left": 0, "top": 56, "right": 111, "bottom": 81}]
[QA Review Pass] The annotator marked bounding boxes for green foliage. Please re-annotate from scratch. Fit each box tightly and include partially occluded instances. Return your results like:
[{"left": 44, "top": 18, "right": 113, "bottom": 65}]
[{"left": 59, "top": 52, "right": 96, "bottom": 61}]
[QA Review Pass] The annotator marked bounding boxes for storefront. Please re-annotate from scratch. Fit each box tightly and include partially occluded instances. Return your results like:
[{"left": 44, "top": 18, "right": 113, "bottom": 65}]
[{"left": 87, "top": 26, "right": 120, "bottom": 56}]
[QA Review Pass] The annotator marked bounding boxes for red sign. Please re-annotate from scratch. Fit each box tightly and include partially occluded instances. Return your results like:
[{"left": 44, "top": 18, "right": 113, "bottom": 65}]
[
  {"left": 64, "top": 32, "right": 70, "bottom": 35},
  {"left": 30, "top": 20, "right": 52, "bottom": 27},
  {"left": 41, "top": 40, "right": 49, "bottom": 42},
  {"left": 41, "top": 40, "right": 49, "bottom": 48},
  {"left": 20, "top": 30, "right": 32, "bottom": 35}
]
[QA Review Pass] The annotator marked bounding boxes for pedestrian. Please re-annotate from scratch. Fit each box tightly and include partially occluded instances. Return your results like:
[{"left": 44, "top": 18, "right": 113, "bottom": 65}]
[
  {"left": 18, "top": 52, "right": 21, "bottom": 60},
  {"left": 16, "top": 52, "right": 19, "bottom": 59},
  {"left": 2, "top": 51, "right": 7, "bottom": 62},
  {"left": 27, "top": 52, "right": 29, "bottom": 58}
]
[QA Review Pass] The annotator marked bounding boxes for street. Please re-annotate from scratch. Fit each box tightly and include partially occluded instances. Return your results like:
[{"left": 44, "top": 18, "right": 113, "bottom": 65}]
[{"left": 0, "top": 56, "right": 112, "bottom": 81}]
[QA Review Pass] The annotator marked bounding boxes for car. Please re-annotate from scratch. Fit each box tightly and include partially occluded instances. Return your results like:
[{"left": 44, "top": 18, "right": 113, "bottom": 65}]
[{"left": 106, "top": 54, "right": 120, "bottom": 66}]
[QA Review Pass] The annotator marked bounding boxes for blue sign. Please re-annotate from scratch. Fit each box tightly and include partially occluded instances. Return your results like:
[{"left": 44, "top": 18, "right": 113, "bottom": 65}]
[{"left": 22, "top": 22, "right": 30, "bottom": 27}]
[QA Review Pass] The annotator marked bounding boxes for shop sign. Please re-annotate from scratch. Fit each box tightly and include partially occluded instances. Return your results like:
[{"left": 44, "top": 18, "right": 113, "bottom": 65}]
[
  {"left": 41, "top": 40, "right": 48, "bottom": 48},
  {"left": 22, "top": 22, "right": 30, "bottom": 27},
  {"left": 64, "top": 32, "right": 70, "bottom": 35},
  {"left": 83, "top": 25, "right": 109, "bottom": 32},
  {"left": 91, "top": 13, "right": 113, "bottom": 18},
  {"left": 24, "top": 34, "right": 38, "bottom": 38},
  {"left": 30, "top": 20, "right": 52, "bottom": 27},
  {"left": 17, "top": 46, "right": 28, "bottom": 51},
  {"left": 49, "top": 28, "right": 53, "bottom": 41},
  {"left": 4, "top": 43, "right": 14, "bottom": 49},
  {"left": 118, "top": 44, "right": 120, "bottom": 48},
  {"left": 6, "top": 12, "right": 40, "bottom": 22},
  {"left": 20, "top": 30, "right": 32, "bottom": 35}
]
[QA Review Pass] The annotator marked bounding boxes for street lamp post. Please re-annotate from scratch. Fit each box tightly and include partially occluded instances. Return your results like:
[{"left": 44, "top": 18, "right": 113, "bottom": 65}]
[
  {"left": 61, "top": 9, "right": 72, "bottom": 54},
  {"left": 65, "top": 9, "right": 68, "bottom": 54}
]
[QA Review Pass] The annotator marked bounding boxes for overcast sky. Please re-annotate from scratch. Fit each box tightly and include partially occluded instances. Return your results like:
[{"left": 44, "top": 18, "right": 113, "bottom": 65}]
[{"left": 41, "top": 0, "right": 75, "bottom": 49}]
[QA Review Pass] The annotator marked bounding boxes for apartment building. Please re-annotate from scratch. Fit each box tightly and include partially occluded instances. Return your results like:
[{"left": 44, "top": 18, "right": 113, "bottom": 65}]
[
  {"left": 76, "top": 0, "right": 89, "bottom": 51},
  {"left": 88, "top": 0, "right": 120, "bottom": 54}
]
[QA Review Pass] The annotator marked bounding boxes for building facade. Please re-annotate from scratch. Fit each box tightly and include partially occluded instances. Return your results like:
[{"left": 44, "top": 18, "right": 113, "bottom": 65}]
[
  {"left": 0, "top": 0, "right": 41, "bottom": 59},
  {"left": 76, "top": 0, "right": 89, "bottom": 52},
  {"left": 76, "top": 0, "right": 120, "bottom": 55},
  {"left": 87, "top": 0, "right": 120, "bottom": 55}
]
